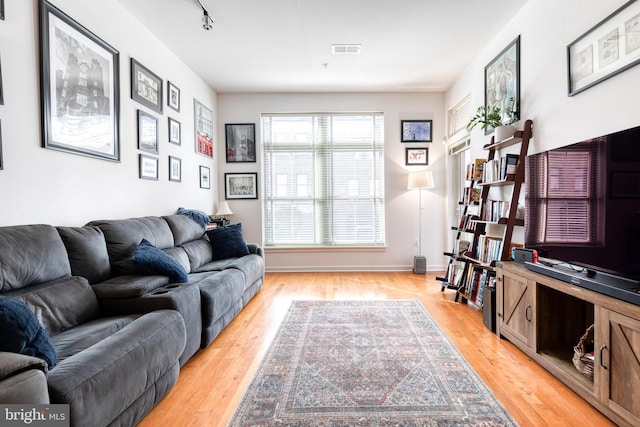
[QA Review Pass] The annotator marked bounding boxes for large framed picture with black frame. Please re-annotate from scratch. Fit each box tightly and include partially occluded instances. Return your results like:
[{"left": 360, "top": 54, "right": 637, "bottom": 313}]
[
  {"left": 484, "top": 35, "right": 520, "bottom": 134},
  {"left": 39, "top": 0, "right": 120, "bottom": 161}
]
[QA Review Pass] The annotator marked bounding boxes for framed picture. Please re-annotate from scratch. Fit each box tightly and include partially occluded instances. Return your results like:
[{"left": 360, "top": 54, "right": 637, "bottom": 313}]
[
  {"left": 225, "top": 172, "right": 258, "bottom": 199},
  {"left": 137, "top": 110, "right": 158, "bottom": 154},
  {"left": 194, "top": 98, "right": 213, "bottom": 157},
  {"left": 611, "top": 172, "right": 640, "bottom": 198},
  {"left": 485, "top": 35, "right": 520, "bottom": 134},
  {"left": 168, "top": 156, "right": 181, "bottom": 182},
  {"left": 167, "top": 81, "right": 180, "bottom": 112},
  {"left": 168, "top": 117, "right": 181, "bottom": 145},
  {"left": 401, "top": 120, "right": 432, "bottom": 142},
  {"left": 0, "top": 120, "right": 3, "bottom": 170},
  {"left": 225, "top": 123, "right": 256, "bottom": 162},
  {"left": 0, "top": 52, "right": 3, "bottom": 105},
  {"left": 405, "top": 147, "right": 428, "bottom": 166},
  {"left": 131, "top": 58, "right": 162, "bottom": 114},
  {"left": 139, "top": 154, "right": 158, "bottom": 180},
  {"left": 39, "top": 0, "right": 120, "bottom": 161},
  {"left": 199, "top": 165, "right": 211, "bottom": 189},
  {"left": 568, "top": 0, "right": 640, "bottom": 96}
]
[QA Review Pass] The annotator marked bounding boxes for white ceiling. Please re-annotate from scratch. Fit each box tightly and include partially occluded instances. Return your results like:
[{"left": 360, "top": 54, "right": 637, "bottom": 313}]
[{"left": 115, "top": 0, "right": 528, "bottom": 93}]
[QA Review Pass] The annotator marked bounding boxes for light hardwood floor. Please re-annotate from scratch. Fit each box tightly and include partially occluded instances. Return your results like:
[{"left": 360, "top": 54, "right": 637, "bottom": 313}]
[{"left": 138, "top": 272, "right": 615, "bottom": 427}]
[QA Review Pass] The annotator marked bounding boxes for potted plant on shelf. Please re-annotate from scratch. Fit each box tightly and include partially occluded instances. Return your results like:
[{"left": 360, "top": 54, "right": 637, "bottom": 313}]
[{"left": 467, "top": 97, "right": 517, "bottom": 142}]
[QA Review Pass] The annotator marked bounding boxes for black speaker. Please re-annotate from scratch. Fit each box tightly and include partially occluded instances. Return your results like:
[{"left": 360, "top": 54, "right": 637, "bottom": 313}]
[{"left": 482, "top": 287, "right": 496, "bottom": 333}]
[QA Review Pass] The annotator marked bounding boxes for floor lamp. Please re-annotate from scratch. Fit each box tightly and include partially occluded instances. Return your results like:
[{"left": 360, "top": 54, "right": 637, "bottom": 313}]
[{"left": 408, "top": 170, "right": 435, "bottom": 274}]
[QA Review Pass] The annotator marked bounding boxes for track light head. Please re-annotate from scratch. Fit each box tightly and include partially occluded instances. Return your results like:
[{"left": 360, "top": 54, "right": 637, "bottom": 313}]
[{"left": 202, "top": 9, "right": 213, "bottom": 30}]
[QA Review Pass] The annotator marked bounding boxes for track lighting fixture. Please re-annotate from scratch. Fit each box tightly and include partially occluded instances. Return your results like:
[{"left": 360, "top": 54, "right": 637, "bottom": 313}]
[{"left": 195, "top": 0, "right": 214, "bottom": 31}]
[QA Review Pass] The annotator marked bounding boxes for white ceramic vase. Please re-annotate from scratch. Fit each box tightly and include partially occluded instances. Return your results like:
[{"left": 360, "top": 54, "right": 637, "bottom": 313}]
[{"left": 495, "top": 125, "right": 516, "bottom": 142}]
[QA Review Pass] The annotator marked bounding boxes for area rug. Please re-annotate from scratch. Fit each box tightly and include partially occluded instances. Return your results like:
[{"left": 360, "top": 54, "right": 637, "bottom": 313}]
[{"left": 227, "top": 300, "right": 517, "bottom": 426}]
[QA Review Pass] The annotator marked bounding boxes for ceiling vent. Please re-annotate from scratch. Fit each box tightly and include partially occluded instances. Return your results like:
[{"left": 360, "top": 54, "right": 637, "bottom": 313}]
[{"left": 332, "top": 44, "right": 362, "bottom": 54}]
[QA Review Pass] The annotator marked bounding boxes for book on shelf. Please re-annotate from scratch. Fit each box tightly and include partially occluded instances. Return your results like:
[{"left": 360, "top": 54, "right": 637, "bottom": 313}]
[
  {"left": 505, "top": 153, "right": 519, "bottom": 175},
  {"left": 483, "top": 199, "right": 509, "bottom": 222},
  {"left": 475, "top": 235, "right": 503, "bottom": 264},
  {"left": 467, "top": 159, "right": 487, "bottom": 181},
  {"left": 463, "top": 187, "right": 481, "bottom": 205},
  {"left": 456, "top": 239, "right": 470, "bottom": 256}
]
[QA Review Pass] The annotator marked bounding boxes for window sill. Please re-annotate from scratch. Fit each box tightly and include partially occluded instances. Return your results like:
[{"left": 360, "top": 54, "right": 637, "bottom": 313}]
[{"left": 265, "top": 245, "right": 387, "bottom": 254}]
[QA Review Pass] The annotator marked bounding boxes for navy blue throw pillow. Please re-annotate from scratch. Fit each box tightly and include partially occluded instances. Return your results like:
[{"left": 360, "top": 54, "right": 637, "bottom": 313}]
[
  {"left": 206, "top": 223, "right": 250, "bottom": 260},
  {"left": 131, "top": 239, "right": 189, "bottom": 283},
  {"left": 0, "top": 296, "right": 57, "bottom": 369}
]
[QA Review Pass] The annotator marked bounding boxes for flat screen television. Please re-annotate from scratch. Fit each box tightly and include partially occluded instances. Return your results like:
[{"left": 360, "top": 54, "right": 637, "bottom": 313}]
[{"left": 525, "top": 124, "right": 640, "bottom": 294}]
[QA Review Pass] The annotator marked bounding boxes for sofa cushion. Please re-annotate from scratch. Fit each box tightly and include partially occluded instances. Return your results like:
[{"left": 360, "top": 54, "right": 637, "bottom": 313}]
[
  {"left": 47, "top": 309, "right": 185, "bottom": 427},
  {"left": 91, "top": 275, "right": 170, "bottom": 299},
  {"left": 87, "top": 217, "right": 175, "bottom": 264},
  {"left": 206, "top": 223, "right": 250, "bottom": 260},
  {"left": 57, "top": 226, "right": 112, "bottom": 284},
  {"left": 0, "top": 296, "right": 57, "bottom": 368},
  {"left": 5, "top": 276, "right": 100, "bottom": 336},
  {"left": 0, "top": 224, "right": 71, "bottom": 292},
  {"left": 131, "top": 239, "right": 189, "bottom": 283},
  {"left": 181, "top": 239, "right": 213, "bottom": 271},
  {"left": 164, "top": 214, "right": 207, "bottom": 246},
  {"left": 177, "top": 208, "right": 210, "bottom": 229}
]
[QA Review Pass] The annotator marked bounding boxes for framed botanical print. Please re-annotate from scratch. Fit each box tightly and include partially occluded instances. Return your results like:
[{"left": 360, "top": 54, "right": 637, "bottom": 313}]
[
  {"left": 131, "top": 58, "right": 162, "bottom": 114},
  {"left": 39, "top": 0, "right": 120, "bottom": 161}
]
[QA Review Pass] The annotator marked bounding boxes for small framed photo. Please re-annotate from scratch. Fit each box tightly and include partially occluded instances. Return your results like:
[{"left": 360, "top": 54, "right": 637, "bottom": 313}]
[
  {"left": 0, "top": 120, "right": 3, "bottom": 170},
  {"left": 167, "top": 81, "right": 180, "bottom": 112},
  {"left": 169, "top": 156, "right": 181, "bottom": 182},
  {"left": 138, "top": 110, "right": 158, "bottom": 154},
  {"left": 225, "top": 123, "right": 256, "bottom": 162},
  {"left": 401, "top": 120, "right": 432, "bottom": 142},
  {"left": 131, "top": 58, "right": 163, "bottom": 114},
  {"left": 139, "top": 154, "right": 158, "bottom": 180},
  {"left": 199, "top": 165, "right": 211, "bottom": 189},
  {"left": 225, "top": 172, "right": 258, "bottom": 200},
  {"left": 405, "top": 147, "right": 429, "bottom": 166},
  {"left": 168, "top": 117, "right": 181, "bottom": 145}
]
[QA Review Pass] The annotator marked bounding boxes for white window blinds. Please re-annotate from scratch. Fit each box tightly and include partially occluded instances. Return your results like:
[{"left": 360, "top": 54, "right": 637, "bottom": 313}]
[{"left": 261, "top": 112, "right": 385, "bottom": 247}]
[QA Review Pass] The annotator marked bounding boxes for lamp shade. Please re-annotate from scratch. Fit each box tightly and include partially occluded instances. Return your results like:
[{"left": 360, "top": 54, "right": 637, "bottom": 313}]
[
  {"left": 407, "top": 170, "right": 435, "bottom": 190},
  {"left": 215, "top": 201, "right": 233, "bottom": 216}
]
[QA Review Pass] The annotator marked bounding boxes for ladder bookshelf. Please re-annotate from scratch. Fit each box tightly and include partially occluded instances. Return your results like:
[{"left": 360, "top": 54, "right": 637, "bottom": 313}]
[{"left": 442, "top": 119, "right": 533, "bottom": 305}]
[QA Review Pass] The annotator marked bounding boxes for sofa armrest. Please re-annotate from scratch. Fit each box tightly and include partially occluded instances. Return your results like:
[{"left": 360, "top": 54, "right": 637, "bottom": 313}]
[
  {"left": 247, "top": 243, "right": 264, "bottom": 258},
  {"left": 0, "top": 352, "right": 50, "bottom": 403}
]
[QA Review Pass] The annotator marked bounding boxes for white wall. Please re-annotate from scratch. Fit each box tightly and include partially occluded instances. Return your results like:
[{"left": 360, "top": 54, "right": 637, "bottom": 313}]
[
  {"left": 0, "top": 0, "right": 217, "bottom": 226},
  {"left": 447, "top": 0, "right": 640, "bottom": 156},
  {"left": 217, "top": 92, "right": 447, "bottom": 272}
]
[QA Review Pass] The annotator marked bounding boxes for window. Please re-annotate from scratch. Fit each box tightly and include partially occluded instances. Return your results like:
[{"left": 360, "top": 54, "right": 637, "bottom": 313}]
[
  {"left": 526, "top": 139, "right": 604, "bottom": 245},
  {"left": 261, "top": 112, "right": 385, "bottom": 247}
]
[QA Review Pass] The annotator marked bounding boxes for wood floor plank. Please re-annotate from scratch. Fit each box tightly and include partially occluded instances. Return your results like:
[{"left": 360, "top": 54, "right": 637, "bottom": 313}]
[{"left": 138, "top": 272, "right": 615, "bottom": 427}]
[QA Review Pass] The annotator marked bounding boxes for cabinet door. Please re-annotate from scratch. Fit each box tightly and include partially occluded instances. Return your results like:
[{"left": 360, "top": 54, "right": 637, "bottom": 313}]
[
  {"left": 497, "top": 271, "right": 535, "bottom": 349},
  {"left": 597, "top": 308, "right": 640, "bottom": 426}
]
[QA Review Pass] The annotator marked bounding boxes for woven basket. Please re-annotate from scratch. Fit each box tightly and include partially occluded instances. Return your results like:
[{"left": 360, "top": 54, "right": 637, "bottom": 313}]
[{"left": 572, "top": 324, "right": 594, "bottom": 379}]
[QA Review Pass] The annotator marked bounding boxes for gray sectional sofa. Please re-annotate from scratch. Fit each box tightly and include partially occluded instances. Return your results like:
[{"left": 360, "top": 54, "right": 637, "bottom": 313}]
[{"left": 0, "top": 214, "right": 264, "bottom": 426}]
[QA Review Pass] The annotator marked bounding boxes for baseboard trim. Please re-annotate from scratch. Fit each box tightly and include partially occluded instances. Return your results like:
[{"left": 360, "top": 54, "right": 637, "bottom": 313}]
[{"left": 265, "top": 264, "right": 446, "bottom": 273}]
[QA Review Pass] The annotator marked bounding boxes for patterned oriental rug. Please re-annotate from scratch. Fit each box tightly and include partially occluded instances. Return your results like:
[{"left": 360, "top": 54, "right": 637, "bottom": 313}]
[{"left": 227, "top": 300, "right": 518, "bottom": 426}]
